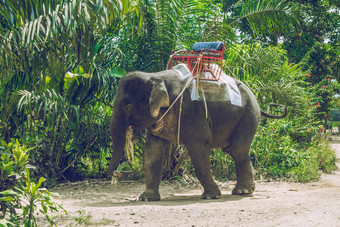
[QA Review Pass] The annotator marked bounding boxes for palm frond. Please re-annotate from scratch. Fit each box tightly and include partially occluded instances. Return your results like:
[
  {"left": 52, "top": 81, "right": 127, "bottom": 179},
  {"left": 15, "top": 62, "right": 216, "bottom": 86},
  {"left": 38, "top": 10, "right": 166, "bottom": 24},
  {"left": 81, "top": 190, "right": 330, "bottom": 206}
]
[
  {"left": 0, "top": 0, "right": 127, "bottom": 96},
  {"left": 17, "top": 89, "right": 80, "bottom": 127},
  {"left": 231, "top": 0, "right": 299, "bottom": 38},
  {"left": 125, "top": 0, "right": 236, "bottom": 72}
]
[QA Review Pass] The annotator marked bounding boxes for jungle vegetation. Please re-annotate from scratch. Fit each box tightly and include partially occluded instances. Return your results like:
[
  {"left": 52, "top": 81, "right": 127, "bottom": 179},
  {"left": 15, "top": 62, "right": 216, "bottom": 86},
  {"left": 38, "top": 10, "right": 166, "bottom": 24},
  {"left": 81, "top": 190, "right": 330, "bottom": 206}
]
[{"left": 0, "top": 0, "right": 339, "bottom": 224}]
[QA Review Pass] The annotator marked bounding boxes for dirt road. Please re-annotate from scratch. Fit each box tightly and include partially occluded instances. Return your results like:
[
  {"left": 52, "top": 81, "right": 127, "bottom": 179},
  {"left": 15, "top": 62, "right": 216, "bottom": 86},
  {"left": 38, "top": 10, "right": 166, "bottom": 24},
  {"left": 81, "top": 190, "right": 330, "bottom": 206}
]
[{"left": 49, "top": 138, "right": 340, "bottom": 226}]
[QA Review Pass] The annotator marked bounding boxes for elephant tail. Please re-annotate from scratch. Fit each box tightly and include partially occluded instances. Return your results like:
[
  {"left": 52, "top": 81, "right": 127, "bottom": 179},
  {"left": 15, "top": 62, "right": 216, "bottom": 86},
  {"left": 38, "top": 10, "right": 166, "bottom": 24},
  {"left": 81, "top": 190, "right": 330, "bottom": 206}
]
[{"left": 261, "top": 103, "right": 288, "bottom": 119}]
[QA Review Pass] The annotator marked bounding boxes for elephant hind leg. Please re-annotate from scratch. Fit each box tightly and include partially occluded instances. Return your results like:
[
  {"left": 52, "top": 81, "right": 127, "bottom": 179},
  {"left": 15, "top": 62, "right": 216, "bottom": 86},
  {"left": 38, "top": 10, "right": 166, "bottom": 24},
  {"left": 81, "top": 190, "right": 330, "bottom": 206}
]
[
  {"left": 229, "top": 151, "right": 255, "bottom": 195},
  {"left": 224, "top": 122, "right": 258, "bottom": 195}
]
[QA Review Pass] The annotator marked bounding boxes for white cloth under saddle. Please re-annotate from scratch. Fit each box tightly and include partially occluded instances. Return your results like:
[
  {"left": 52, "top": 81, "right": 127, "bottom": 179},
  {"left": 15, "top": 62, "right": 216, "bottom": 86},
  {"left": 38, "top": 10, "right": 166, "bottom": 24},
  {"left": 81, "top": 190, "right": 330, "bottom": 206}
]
[{"left": 173, "top": 64, "right": 242, "bottom": 107}]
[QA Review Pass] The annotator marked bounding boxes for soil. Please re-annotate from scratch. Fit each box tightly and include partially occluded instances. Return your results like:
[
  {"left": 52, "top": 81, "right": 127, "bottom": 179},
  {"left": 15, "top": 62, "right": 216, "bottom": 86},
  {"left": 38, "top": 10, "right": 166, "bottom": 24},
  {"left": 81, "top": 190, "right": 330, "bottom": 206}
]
[{"left": 45, "top": 136, "right": 340, "bottom": 226}]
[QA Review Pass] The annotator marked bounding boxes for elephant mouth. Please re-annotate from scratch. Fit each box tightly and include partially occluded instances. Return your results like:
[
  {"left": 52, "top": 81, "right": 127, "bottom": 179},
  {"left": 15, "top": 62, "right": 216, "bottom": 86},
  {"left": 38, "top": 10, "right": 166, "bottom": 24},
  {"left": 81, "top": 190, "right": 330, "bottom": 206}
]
[
  {"left": 129, "top": 115, "right": 155, "bottom": 131},
  {"left": 129, "top": 119, "right": 144, "bottom": 131},
  {"left": 128, "top": 116, "right": 139, "bottom": 127}
]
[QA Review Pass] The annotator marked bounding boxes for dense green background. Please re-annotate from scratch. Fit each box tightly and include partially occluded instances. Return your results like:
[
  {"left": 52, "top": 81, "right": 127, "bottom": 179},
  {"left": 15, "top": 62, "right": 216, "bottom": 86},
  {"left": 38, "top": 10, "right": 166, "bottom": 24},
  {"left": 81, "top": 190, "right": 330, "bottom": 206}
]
[{"left": 0, "top": 0, "right": 339, "bottom": 186}]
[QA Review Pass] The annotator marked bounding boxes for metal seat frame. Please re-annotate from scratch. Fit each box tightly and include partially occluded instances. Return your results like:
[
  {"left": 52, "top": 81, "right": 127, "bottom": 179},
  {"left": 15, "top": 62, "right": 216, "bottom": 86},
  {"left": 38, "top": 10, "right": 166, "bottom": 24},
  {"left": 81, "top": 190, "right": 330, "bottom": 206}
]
[{"left": 168, "top": 43, "right": 225, "bottom": 81}]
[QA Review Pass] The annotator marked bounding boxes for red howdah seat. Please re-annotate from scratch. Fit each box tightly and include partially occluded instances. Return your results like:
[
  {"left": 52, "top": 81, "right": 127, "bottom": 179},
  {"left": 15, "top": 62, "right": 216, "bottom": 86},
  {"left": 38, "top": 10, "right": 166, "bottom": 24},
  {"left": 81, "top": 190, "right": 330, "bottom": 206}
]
[{"left": 168, "top": 42, "right": 225, "bottom": 81}]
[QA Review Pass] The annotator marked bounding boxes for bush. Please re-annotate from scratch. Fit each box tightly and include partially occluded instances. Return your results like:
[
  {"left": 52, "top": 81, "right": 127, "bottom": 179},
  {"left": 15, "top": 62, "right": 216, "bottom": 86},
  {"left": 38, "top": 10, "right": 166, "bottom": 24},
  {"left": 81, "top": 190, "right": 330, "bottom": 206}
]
[
  {"left": 0, "top": 138, "right": 66, "bottom": 226},
  {"left": 210, "top": 149, "right": 236, "bottom": 181},
  {"left": 249, "top": 119, "right": 337, "bottom": 181},
  {"left": 314, "top": 141, "right": 338, "bottom": 174}
]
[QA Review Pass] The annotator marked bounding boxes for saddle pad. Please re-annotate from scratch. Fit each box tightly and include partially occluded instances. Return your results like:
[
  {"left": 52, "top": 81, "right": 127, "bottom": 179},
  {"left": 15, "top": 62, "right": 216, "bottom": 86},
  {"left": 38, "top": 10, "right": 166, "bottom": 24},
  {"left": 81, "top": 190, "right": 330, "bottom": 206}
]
[{"left": 173, "top": 64, "right": 242, "bottom": 106}]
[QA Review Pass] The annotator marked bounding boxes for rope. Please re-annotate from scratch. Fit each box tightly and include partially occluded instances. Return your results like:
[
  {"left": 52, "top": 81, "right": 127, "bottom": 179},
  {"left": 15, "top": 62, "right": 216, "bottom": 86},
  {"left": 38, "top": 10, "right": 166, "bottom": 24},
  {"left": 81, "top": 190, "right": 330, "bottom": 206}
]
[
  {"left": 155, "top": 76, "right": 195, "bottom": 124},
  {"left": 224, "top": 63, "right": 255, "bottom": 93},
  {"left": 166, "top": 50, "right": 187, "bottom": 70},
  {"left": 225, "top": 64, "right": 237, "bottom": 79},
  {"left": 158, "top": 51, "right": 203, "bottom": 124},
  {"left": 159, "top": 52, "right": 208, "bottom": 144},
  {"left": 201, "top": 85, "right": 208, "bottom": 119},
  {"left": 177, "top": 94, "right": 184, "bottom": 144}
]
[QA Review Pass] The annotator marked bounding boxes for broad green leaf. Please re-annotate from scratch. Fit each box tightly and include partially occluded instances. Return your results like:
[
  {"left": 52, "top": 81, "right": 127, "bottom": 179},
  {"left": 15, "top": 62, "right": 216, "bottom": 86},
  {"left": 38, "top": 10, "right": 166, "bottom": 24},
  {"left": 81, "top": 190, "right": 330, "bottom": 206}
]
[
  {"left": 0, "top": 196, "right": 14, "bottom": 201},
  {"left": 64, "top": 72, "right": 78, "bottom": 91},
  {"left": 45, "top": 76, "right": 51, "bottom": 86},
  {"left": 36, "top": 177, "right": 46, "bottom": 189},
  {"left": 0, "top": 189, "right": 18, "bottom": 196},
  {"left": 110, "top": 67, "right": 126, "bottom": 78},
  {"left": 4, "top": 163, "right": 14, "bottom": 175},
  {"left": 83, "top": 73, "right": 91, "bottom": 79},
  {"left": 74, "top": 66, "right": 84, "bottom": 75},
  {"left": 42, "top": 202, "right": 48, "bottom": 213}
]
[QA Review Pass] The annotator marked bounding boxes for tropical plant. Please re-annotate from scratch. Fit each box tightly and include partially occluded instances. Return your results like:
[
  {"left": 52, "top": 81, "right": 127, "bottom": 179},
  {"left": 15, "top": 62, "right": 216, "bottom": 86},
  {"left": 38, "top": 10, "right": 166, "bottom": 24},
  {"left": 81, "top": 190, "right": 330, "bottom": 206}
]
[
  {"left": 0, "top": 0, "right": 130, "bottom": 180},
  {"left": 116, "top": 0, "right": 299, "bottom": 72},
  {"left": 301, "top": 42, "right": 340, "bottom": 128},
  {"left": 15, "top": 170, "right": 66, "bottom": 226},
  {"left": 229, "top": 0, "right": 299, "bottom": 43},
  {"left": 249, "top": 119, "right": 337, "bottom": 181},
  {"left": 282, "top": 0, "right": 340, "bottom": 63},
  {"left": 0, "top": 138, "right": 65, "bottom": 226},
  {"left": 0, "top": 0, "right": 128, "bottom": 135},
  {"left": 224, "top": 43, "right": 312, "bottom": 118}
]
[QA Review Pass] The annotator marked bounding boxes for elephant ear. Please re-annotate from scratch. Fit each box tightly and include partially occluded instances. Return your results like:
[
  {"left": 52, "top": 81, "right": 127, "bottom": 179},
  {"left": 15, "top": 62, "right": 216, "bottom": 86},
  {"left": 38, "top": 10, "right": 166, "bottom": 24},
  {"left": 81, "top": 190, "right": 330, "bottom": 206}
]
[{"left": 149, "top": 77, "right": 170, "bottom": 118}]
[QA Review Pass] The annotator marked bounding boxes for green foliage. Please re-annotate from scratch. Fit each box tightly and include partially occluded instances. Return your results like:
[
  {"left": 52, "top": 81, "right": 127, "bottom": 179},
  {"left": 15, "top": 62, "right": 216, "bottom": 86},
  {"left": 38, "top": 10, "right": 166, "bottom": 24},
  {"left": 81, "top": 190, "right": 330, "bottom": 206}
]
[
  {"left": 210, "top": 149, "right": 235, "bottom": 181},
  {"left": 0, "top": 0, "right": 338, "bottom": 187},
  {"left": 0, "top": 139, "right": 26, "bottom": 219},
  {"left": 13, "top": 170, "right": 66, "bottom": 226},
  {"left": 300, "top": 42, "right": 340, "bottom": 128},
  {"left": 225, "top": 43, "right": 312, "bottom": 117},
  {"left": 0, "top": 138, "right": 65, "bottom": 226},
  {"left": 302, "top": 42, "right": 340, "bottom": 84},
  {"left": 231, "top": 0, "right": 299, "bottom": 41},
  {"left": 313, "top": 140, "right": 338, "bottom": 174},
  {"left": 248, "top": 119, "right": 337, "bottom": 182},
  {"left": 0, "top": 0, "right": 130, "bottom": 182},
  {"left": 116, "top": 0, "right": 236, "bottom": 72},
  {"left": 282, "top": 0, "right": 340, "bottom": 62},
  {"left": 286, "top": 139, "right": 337, "bottom": 182},
  {"left": 74, "top": 209, "right": 92, "bottom": 225}
]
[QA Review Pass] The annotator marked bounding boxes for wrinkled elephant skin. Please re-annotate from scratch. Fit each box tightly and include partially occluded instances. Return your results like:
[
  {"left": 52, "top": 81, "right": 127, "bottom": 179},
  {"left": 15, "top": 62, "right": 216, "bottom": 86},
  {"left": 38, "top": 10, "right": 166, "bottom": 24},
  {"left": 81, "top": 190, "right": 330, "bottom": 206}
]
[{"left": 107, "top": 70, "right": 286, "bottom": 201}]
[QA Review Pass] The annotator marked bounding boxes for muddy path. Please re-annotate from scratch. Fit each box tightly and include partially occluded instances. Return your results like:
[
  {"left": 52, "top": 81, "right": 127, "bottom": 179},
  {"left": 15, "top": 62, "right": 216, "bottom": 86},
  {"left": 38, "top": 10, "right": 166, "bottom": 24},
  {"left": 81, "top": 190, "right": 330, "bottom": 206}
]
[{"left": 47, "top": 138, "right": 340, "bottom": 226}]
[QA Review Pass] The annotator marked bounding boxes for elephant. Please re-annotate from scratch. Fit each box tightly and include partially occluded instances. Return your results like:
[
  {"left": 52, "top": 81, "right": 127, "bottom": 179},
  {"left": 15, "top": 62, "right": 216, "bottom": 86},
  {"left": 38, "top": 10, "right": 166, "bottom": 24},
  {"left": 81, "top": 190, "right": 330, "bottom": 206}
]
[{"left": 107, "top": 69, "right": 287, "bottom": 201}]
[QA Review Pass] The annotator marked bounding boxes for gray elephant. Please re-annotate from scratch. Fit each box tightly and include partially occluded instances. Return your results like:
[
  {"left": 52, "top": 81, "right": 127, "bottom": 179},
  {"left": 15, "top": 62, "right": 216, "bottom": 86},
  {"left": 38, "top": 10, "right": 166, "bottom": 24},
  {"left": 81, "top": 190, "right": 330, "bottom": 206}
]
[{"left": 107, "top": 70, "right": 287, "bottom": 201}]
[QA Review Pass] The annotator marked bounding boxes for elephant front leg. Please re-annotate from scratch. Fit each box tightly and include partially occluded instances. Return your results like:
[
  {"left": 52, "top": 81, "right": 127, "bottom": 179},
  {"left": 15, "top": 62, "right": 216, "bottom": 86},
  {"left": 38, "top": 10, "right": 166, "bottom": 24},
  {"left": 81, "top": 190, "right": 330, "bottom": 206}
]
[{"left": 139, "top": 133, "right": 169, "bottom": 201}]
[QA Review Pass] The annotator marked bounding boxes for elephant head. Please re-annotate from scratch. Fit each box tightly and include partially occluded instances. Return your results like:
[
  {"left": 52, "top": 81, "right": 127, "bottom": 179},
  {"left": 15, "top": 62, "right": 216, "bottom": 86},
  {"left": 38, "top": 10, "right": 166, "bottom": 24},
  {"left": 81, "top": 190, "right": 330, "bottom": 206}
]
[{"left": 107, "top": 72, "right": 170, "bottom": 176}]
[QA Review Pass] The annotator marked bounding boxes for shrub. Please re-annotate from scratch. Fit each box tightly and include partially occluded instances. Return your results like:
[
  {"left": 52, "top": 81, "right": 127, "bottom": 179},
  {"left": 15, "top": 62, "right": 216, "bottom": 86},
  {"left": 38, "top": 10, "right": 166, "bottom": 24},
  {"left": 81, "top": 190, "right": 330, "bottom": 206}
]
[
  {"left": 248, "top": 119, "right": 338, "bottom": 181},
  {"left": 210, "top": 149, "right": 236, "bottom": 181},
  {"left": 0, "top": 138, "right": 66, "bottom": 226}
]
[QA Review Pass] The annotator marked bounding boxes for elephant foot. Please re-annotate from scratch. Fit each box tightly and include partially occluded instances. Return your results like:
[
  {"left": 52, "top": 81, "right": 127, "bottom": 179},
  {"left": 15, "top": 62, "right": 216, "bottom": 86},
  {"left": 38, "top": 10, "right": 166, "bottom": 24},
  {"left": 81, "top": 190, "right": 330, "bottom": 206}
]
[
  {"left": 139, "top": 189, "right": 161, "bottom": 201},
  {"left": 201, "top": 187, "right": 221, "bottom": 200},
  {"left": 232, "top": 181, "right": 255, "bottom": 195}
]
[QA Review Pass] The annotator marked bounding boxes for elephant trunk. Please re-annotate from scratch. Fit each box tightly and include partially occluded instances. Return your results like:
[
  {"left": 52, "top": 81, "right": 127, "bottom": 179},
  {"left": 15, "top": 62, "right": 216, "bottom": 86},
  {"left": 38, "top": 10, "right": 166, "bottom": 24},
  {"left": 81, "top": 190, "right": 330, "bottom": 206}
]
[{"left": 107, "top": 109, "right": 128, "bottom": 176}]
